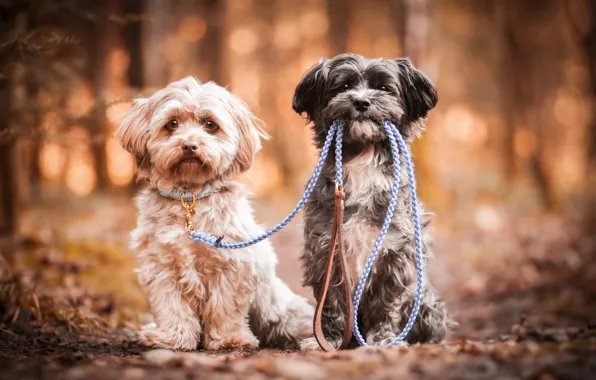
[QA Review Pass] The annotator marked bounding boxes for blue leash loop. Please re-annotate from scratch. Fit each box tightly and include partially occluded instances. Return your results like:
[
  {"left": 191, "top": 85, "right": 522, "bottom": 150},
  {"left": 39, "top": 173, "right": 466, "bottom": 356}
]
[
  {"left": 351, "top": 121, "right": 424, "bottom": 346},
  {"left": 189, "top": 120, "right": 424, "bottom": 347}
]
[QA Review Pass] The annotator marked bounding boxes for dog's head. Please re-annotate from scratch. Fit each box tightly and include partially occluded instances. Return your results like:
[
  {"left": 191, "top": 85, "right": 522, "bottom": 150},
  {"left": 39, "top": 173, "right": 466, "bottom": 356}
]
[
  {"left": 117, "top": 77, "right": 267, "bottom": 186},
  {"left": 292, "top": 53, "right": 437, "bottom": 143}
]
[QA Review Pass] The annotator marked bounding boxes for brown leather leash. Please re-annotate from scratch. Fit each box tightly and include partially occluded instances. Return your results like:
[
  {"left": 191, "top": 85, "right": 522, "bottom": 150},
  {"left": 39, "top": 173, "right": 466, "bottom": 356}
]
[{"left": 313, "top": 185, "right": 354, "bottom": 351}]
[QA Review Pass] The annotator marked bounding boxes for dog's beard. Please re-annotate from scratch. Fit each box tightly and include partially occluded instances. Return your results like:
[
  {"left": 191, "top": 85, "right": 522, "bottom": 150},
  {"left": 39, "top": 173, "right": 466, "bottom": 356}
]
[
  {"left": 149, "top": 144, "right": 221, "bottom": 185},
  {"left": 169, "top": 152, "right": 224, "bottom": 184},
  {"left": 152, "top": 142, "right": 245, "bottom": 187},
  {"left": 173, "top": 156, "right": 210, "bottom": 176}
]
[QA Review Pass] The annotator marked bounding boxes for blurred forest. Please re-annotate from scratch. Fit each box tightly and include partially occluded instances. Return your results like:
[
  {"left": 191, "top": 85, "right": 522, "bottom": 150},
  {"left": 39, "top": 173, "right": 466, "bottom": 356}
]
[
  {"left": 0, "top": 0, "right": 595, "bottom": 231},
  {"left": 1, "top": 0, "right": 596, "bottom": 378}
]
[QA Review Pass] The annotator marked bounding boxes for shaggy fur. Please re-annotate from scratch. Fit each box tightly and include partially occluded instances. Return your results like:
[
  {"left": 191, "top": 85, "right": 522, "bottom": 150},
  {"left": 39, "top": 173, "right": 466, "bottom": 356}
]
[
  {"left": 118, "top": 77, "right": 313, "bottom": 351},
  {"left": 292, "top": 54, "right": 451, "bottom": 349}
]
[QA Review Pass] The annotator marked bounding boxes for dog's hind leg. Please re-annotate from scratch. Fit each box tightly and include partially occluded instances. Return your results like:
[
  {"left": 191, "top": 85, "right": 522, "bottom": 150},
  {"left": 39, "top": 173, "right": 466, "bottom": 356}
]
[
  {"left": 404, "top": 284, "right": 451, "bottom": 344},
  {"left": 250, "top": 275, "right": 314, "bottom": 349},
  {"left": 301, "top": 265, "right": 354, "bottom": 350}
]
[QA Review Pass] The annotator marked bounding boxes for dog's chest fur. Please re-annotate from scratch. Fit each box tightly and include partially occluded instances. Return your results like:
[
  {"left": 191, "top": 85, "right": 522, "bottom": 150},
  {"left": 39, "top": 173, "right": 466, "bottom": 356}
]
[
  {"left": 342, "top": 147, "right": 394, "bottom": 278},
  {"left": 304, "top": 144, "right": 413, "bottom": 287},
  {"left": 129, "top": 187, "right": 272, "bottom": 299}
]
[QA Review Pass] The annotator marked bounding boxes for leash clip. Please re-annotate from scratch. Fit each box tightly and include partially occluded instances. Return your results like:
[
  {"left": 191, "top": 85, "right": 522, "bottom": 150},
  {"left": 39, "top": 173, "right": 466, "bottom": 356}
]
[
  {"left": 214, "top": 235, "right": 224, "bottom": 248},
  {"left": 180, "top": 194, "right": 196, "bottom": 233}
]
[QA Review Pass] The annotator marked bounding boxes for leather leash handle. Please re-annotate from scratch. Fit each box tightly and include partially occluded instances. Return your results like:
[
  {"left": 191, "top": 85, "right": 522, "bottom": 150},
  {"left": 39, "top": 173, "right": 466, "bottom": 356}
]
[{"left": 314, "top": 186, "right": 354, "bottom": 351}]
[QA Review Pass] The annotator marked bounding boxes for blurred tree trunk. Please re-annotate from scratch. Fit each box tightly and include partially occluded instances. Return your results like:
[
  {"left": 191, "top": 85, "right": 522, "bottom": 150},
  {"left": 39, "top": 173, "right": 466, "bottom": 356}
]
[
  {"left": 498, "top": 0, "right": 556, "bottom": 208},
  {"left": 403, "top": 0, "right": 432, "bottom": 66},
  {"left": 88, "top": 35, "right": 109, "bottom": 191},
  {"left": 565, "top": 0, "right": 596, "bottom": 188},
  {"left": 124, "top": 0, "right": 144, "bottom": 192},
  {"left": 588, "top": 2, "right": 596, "bottom": 169},
  {"left": 26, "top": 70, "right": 41, "bottom": 201},
  {"left": 584, "top": 0, "right": 596, "bottom": 233},
  {"left": 258, "top": 0, "right": 291, "bottom": 186},
  {"left": 400, "top": 0, "right": 435, "bottom": 201},
  {"left": 125, "top": 0, "right": 144, "bottom": 90},
  {"left": 204, "top": 0, "right": 227, "bottom": 85},
  {"left": 581, "top": 1, "right": 596, "bottom": 184},
  {"left": 0, "top": 79, "right": 17, "bottom": 238},
  {"left": 143, "top": 0, "right": 171, "bottom": 86},
  {"left": 326, "top": 0, "right": 348, "bottom": 55},
  {"left": 26, "top": 8, "right": 41, "bottom": 201},
  {"left": 0, "top": 10, "right": 26, "bottom": 238},
  {"left": 87, "top": 1, "right": 123, "bottom": 191},
  {"left": 524, "top": 1, "right": 557, "bottom": 209},
  {"left": 496, "top": 1, "right": 519, "bottom": 181},
  {"left": 394, "top": 0, "right": 407, "bottom": 55},
  {"left": 259, "top": 0, "right": 277, "bottom": 121}
]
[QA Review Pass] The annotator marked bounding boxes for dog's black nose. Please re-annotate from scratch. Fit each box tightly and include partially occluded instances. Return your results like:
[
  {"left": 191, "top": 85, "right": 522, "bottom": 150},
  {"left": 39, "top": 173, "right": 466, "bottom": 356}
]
[
  {"left": 182, "top": 141, "right": 199, "bottom": 152},
  {"left": 353, "top": 97, "right": 371, "bottom": 111}
]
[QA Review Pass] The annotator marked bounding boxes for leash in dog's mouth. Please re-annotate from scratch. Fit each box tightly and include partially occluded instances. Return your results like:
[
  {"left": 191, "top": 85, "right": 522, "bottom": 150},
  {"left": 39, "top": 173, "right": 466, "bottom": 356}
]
[{"left": 175, "top": 121, "right": 424, "bottom": 351}]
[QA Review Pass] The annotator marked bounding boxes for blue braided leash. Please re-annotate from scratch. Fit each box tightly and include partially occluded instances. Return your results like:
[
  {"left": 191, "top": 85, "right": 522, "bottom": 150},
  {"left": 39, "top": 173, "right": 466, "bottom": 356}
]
[
  {"left": 189, "top": 120, "right": 338, "bottom": 249},
  {"left": 189, "top": 120, "right": 424, "bottom": 347},
  {"left": 351, "top": 121, "right": 424, "bottom": 346}
]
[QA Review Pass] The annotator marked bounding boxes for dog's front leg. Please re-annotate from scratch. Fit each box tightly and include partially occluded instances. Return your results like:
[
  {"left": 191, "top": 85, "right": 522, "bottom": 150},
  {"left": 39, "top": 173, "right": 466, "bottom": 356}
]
[
  {"left": 134, "top": 226, "right": 205, "bottom": 351},
  {"left": 251, "top": 275, "right": 314, "bottom": 349},
  {"left": 303, "top": 269, "right": 352, "bottom": 350},
  {"left": 136, "top": 259, "right": 202, "bottom": 351},
  {"left": 360, "top": 247, "right": 413, "bottom": 346},
  {"left": 301, "top": 226, "right": 352, "bottom": 350},
  {"left": 201, "top": 269, "right": 259, "bottom": 350}
]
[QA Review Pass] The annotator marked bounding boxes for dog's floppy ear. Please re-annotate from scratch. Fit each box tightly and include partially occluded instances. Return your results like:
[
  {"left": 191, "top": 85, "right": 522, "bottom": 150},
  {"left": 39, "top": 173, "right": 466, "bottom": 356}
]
[
  {"left": 292, "top": 57, "right": 328, "bottom": 121},
  {"left": 228, "top": 95, "right": 268, "bottom": 173},
  {"left": 117, "top": 98, "right": 151, "bottom": 168},
  {"left": 395, "top": 58, "right": 438, "bottom": 123}
]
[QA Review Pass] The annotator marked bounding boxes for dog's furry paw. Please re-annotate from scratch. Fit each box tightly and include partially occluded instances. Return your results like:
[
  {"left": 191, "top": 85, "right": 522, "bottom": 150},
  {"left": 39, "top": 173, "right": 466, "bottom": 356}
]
[
  {"left": 205, "top": 334, "right": 259, "bottom": 351},
  {"left": 365, "top": 333, "right": 410, "bottom": 348},
  {"left": 299, "top": 337, "right": 321, "bottom": 351},
  {"left": 298, "top": 337, "right": 346, "bottom": 351},
  {"left": 138, "top": 327, "right": 198, "bottom": 351}
]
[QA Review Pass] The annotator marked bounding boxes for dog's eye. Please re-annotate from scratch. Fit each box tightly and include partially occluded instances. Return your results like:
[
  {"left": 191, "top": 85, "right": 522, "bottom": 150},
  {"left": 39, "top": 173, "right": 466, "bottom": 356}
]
[
  {"left": 205, "top": 120, "right": 219, "bottom": 133},
  {"left": 343, "top": 84, "right": 351, "bottom": 90},
  {"left": 166, "top": 120, "right": 178, "bottom": 130},
  {"left": 380, "top": 85, "right": 388, "bottom": 92}
]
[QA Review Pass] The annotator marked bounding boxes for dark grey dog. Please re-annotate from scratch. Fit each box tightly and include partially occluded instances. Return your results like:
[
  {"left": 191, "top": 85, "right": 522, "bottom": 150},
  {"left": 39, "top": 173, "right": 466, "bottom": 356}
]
[{"left": 292, "top": 53, "right": 451, "bottom": 348}]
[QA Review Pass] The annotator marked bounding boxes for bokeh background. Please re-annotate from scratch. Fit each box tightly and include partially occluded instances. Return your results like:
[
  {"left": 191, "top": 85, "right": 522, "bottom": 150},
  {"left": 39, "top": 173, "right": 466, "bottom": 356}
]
[{"left": 1, "top": 0, "right": 595, "bottom": 340}]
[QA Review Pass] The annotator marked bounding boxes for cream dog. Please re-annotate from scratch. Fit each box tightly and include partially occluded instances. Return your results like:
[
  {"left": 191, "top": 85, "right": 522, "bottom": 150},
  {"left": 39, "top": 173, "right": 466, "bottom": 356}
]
[{"left": 118, "top": 77, "right": 313, "bottom": 351}]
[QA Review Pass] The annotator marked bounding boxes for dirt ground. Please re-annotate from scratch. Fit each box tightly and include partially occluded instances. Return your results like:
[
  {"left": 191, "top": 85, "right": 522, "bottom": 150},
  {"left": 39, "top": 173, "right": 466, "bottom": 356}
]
[
  {"left": 1, "top": 196, "right": 596, "bottom": 379},
  {"left": 1, "top": 324, "right": 595, "bottom": 380}
]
